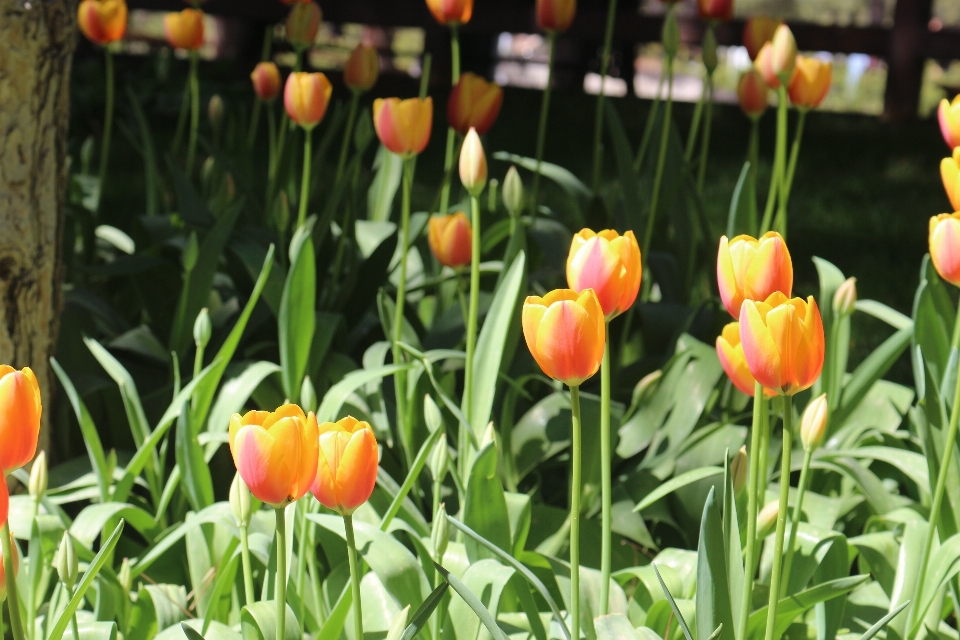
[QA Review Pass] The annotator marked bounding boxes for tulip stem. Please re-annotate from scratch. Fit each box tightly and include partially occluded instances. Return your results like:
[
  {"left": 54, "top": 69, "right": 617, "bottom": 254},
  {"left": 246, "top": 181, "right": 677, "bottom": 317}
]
[
  {"left": 763, "top": 394, "right": 793, "bottom": 640},
  {"left": 97, "top": 48, "right": 114, "bottom": 214},
  {"left": 186, "top": 51, "right": 200, "bottom": 175},
  {"left": 70, "top": 610, "right": 80, "bottom": 640},
  {"left": 393, "top": 159, "right": 415, "bottom": 470},
  {"left": 531, "top": 32, "right": 557, "bottom": 220},
  {"left": 460, "top": 194, "right": 482, "bottom": 484},
  {"left": 438, "top": 26, "right": 461, "bottom": 220},
  {"left": 172, "top": 72, "right": 190, "bottom": 157},
  {"left": 569, "top": 385, "right": 582, "bottom": 638},
  {"left": 335, "top": 91, "right": 360, "bottom": 186},
  {"left": 774, "top": 109, "right": 806, "bottom": 237},
  {"left": 909, "top": 302, "right": 960, "bottom": 636},
  {"left": 747, "top": 118, "right": 760, "bottom": 236},
  {"left": 297, "top": 129, "right": 312, "bottom": 229},
  {"left": 274, "top": 508, "right": 287, "bottom": 640},
  {"left": 685, "top": 80, "right": 706, "bottom": 162},
  {"left": 634, "top": 73, "right": 666, "bottom": 173},
  {"left": 781, "top": 448, "right": 813, "bottom": 598},
  {"left": 247, "top": 26, "right": 273, "bottom": 148},
  {"left": 599, "top": 328, "right": 612, "bottom": 615},
  {"left": 344, "top": 515, "right": 364, "bottom": 640},
  {"left": 590, "top": 0, "right": 618, "bottom": 192},
  {"left": 696, "top": 72, "right": 715, "bottom": 192},
  {"left": 760, "top": 85, "right": 788, "bottom": 236},
  {"left": 2, "top": 521, "right": 24, "bottom": 640},
  {"left": 738, "top": 383, "right": 767, "bottom": 640},
  {"left": 240, "top": 525, "right": 255, "bottom": 606}
]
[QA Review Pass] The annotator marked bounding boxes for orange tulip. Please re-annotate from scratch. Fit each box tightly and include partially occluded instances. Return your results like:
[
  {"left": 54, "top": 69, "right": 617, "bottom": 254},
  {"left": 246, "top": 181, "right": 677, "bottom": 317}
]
[
  {"left": 941, "top": 148, "right": 960, "bottom": 211},
  {"left": 737, "top": 68, "right": 769, "bottom": 119},
  {"left": 698, "top": 0, "right": 732, "bottom": 22},
  {"left": 311, "top": 416, "right": 379, "bottom": 515},
  {"left": 522, "top": 289, "right": 605, "bottom": 387},
  {"left": 739, "top": 292, "right": 825, "bottom": 396},
  {"left": 742, "top": 16, "right": 781, "bottom": 61},
  {"left": 716, "top": 322, "right": 775, "bottom": 397},
  {"left": 930, "top": 212, "right": 960, "bottom": 286},
  {"left": 537, "top": 0, "right": 576, "bottom": 33},
  {"left": 566, "top": 229, "right": 641, "bottom": 320},
  {"left": 286, "top": 2, "right": 321, "bottom": 50},
  {"left": 373, "top": 97, "right": 433, "bottom": 157},
  {"left": 344, "top": 44, "right": 379, "bottom": 93},
  {"left": 940, "top": 96, "right": 960, "bottom": 150},
  {"left": 251, "top": 62, "right": 281, "bottom": 102},
  {"left": 448, "top": 73, "right": 503, "bottom": 135},
  {"left": 788, "top": 55, "right": 831, "bottom": 109},
  {"left": 426, "top": 0, "right": 473, "bottom": 25},
  {"left": 754, "top": 43, "right": 779, "bottom": 89},
  {"left": 164, "top": 9, "right": 204, "bottom": 51},
  {"left": 0, "top": 366, "right": 41, "bottom": 474},
  {"left": 284, "top": 72, "right": 332, "bottom": 129},
  {"left": 717, "top": 232, "right": 793, "bottom": 319},
  {"left": 429, "top": 212, "right": 472, "bottom": 268},
  {"left": 78, "top": 0, "right": 127, "bottom": 45},
  {"left": 229, "top": 404, "right": 319, "bottom": 508}
]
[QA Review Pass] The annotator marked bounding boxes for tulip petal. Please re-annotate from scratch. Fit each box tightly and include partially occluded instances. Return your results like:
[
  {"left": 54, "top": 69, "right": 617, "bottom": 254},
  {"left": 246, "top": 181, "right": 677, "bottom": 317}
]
[
  {"left": 567, "top": 236, "right": 623, "bottom": 316},
  {"left": 233, "top": 426, "right": 295, "bottom": 506},
  {"left": 335, "top": 428, "right": 379, "bottom": 512},
  {"left": 0, "top": 368, "right": 41, "bottom": 473},
  {"left": 739, "top": 300, "right": 782, "bottom": 391},
  {"left": 522, "top": 300, "right": 549, "bottom": 374},
  {"left": 313, "top": 431, "right": 345, "bottom": 510}
]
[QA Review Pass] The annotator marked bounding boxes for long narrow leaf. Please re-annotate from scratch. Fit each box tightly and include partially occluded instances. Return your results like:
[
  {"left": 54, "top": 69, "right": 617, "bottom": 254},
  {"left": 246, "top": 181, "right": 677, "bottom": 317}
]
[
  {"left": 434, "top": 562, "right": 510, "bottom": 640},
  {"left": 634, "top": 467, "right": 723, "bottom": 513},
  {"left": 399, "top": 583, "right": 449, "bottom": 640},
  {"left": 861, "top": 602, "right": 909, "bottom": 640},
  {"left": 654, "top": 564, "right": 695, "bottom": 640},
  {"left": 380, "top": 427, "right": 444, "bottom": 531}
]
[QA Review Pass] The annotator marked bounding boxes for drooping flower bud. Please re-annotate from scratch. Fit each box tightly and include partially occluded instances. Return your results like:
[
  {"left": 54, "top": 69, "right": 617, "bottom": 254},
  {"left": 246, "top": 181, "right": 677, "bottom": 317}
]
[
  {"left": 833, "top": 277, "right": 857, "bottom": 318},
  {"left": 29, "top": 451, "right": 47, "bottom": 503},
  {"left": 428, "top": 436, "right": 449, "bottom": 482},
  {"left": 459, "top": 128, "right": 488, "bottom": 198},
  {"left": 431, "top": 504, "right": 450, "bottom": 561},
  {"left": 55, "top": 532, "right": 78, "bottom": 590},
  {"left": 193, "top": 308, "right": 211, "bottom": 351},
  {"left": 229, "top": 472, "right": 254, "bottom": 528},
  {"left": 800, "top": 393, "right": 828, "bottom": 452},
  {"left": 118, "top": 557, "right": 132, "bottom": 593},
  {"left": 424, "top": 395, "right": 444, "bottom": 433},
  {"left": 503, "top": 166, "right": 525, "bottom": 218}
]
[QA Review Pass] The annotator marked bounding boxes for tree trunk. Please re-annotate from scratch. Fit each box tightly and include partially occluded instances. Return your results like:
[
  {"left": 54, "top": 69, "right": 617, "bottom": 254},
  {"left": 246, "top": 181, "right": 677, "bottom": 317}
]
[{"left": 0, "top": 0, "right": 76, "bottom": 455}]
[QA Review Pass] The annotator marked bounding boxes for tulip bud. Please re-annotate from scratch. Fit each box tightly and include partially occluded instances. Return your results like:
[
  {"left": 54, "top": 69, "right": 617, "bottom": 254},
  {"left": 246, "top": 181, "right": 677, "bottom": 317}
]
[
  {"left": 431, "top": 504, "right": 450, "bottom": 561},
  {"left": 193, "top": 308, "right": 211, "bottom": 351},
  {"left": 833, "top": 277, "right": 857, "bottom": 318},
  {"left": 448, "top": 73, "right": 503, "bottom": 135},
  {"left": 284, "top": 72, "right": 333, "bottom": 130},
  {"left": 427, "top": 0, "right": 473, "bottom": 26},
  {"left": 769, "top": 24, "right": 797, "bottom": 83},
  {"left": 536, "top": 0, "right": 576, "bottom": 33},
  {"left": 428, "top": 212, "right": 472, "bottom": 269},
  {"left": 800, "top": 393, "right": 828, "bottom": 452},
  {"left": 697, "top": 0, "right": 732, "bottom": 22},
  {"left": 743, "top": 16, "right": 781, "bottom": 61},
  {"left": 373, "top": 97, "right": 433, "bottom": 157},
  {"left": 940, "top": 97, "right": 960, "bottom": 150},
  {"left": 183, "top": 232, "right": 199, "bottom": 273},
  {"left": 481, "top": 422, "right": 497, "bottom": 449},
  {"left": 55, "top": 532, "right": 78, "bottom": 590},
  {"left": 29, "top": 451, "right": 47, "bottom": 503},
  {"left": 387, "top": 606, "right": 412, "bottom": 640},
  {"left": 310, "top": 416, "right": 378, "bottom": 514},
  {"left": 424, "top": 394, "right": 443, "bottom": 433},
  {"left": 164, "top": 8, "right": 204, "bottom": 51},
  {"left": 459, "top": 128, "right": 488, "bottom": 198},
  {"left": 230, "top": 473, "right": 254, "bottom": 527},
  {"left": 737, "top": 68, "right": 769, "bottom": 119},
  {"left": 301, "top": 376, "right": 317, "bottom": 412},
  {"left": 208, "top": 94, "right": 224, "bottom": 130},
  {"left": 567, "top": 228, "right": 642, "bottom": 319},
  {"left": 730, "top": 446, "right": 747, "bottom": 496},
  {"left": 757, "top": 500, "right": 779, "bottom": 538},
  {"left": 662, "top": 10, "right": 680, "bottom": 59},
  {"left": 702, "top": 27, "right": 718, "bottom": 75},
  {"left": 428, "top": 436, "right": 449, "bottom": 482},
  {"left": 344, "top": 44, "right": 379, "bottom": 93},
  {"left": 118, "top": 557, "right": 132, "bottom": 594},
  {"left": 78, "top": 0, "right": 128, "bottom": 46},
  {"left": 503, "top": 166, "right": 525, "bottom": 218},
  {"left": 788, "top": 56, "right": 832, "bottom": 110},
  {"left": 251, "top": 62, "right": 281, "bottom": 102},
  {"left": 523, "top": 289, "right": 606, "bottom": 386},
  {"left": 286, "top": 2, "right": 321, "bottom": 50},
  {"left": 0, "top": 368, "right": 42, "bottom": 475}
]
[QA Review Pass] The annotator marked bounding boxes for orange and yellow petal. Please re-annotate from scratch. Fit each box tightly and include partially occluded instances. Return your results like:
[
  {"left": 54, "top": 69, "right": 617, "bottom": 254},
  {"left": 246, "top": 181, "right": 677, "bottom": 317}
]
[
  {"left": 931, "top": 213, "right": 960, "bottom": 286},
  {"left": 0, "top": 367, "right": 41, "bottom": 474},
  {"left": 232, "top": 425, "right": 297, "bottom": 507}
]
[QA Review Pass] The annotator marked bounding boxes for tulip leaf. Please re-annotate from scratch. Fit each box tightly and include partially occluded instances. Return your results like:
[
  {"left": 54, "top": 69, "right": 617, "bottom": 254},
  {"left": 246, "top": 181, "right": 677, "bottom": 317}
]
[
  {"left": 176, "top": 401, "right": 214, "bottom": 512},
  {"left": 69, "top": 503, "right": 158, "bottom": 547},
  {"left": 398, "top": 582, "right": 449, "bottom": 640},
  {"left": 315, "top": 584, "right": 351, "bottom": 640},
  {"left": 180, "top": 624, "right": 206, "bottom": 640},
  {"left": 368, "top": 145, "right": 403, "bottom": 222},
  {"left": 492, "top": 152, "right": 592, "bottom": 203},
  {"left": 595, "top": 614, "right": 643, "bottom": 640},
  {"left": 464, "top": 441, "right": 512, "bottom": 563},
  {"left": 279, "top": 218, "right": 317, "bottom": 400},
  {"left": 239, "top": 601, "right": 301, "bottom": 640},
  {"left": 860, "top": 602, "right": 909, "bottom": 640},
  {"left": 205, "top": 360, "right": 282, "bottom": 456},
  {"left": 633, "top": 467, "right": 723, "bottom": 513},
  {"left": 726, "top": 161, "right": 752, "bottom": 238},
  {"left": 653, "top": 564, "right": 695, "bottom": 640},
  {"left": 833, "top": 326, "right": 913, "bottom": 427},
  {"left": 127, "top": 584, "right": 189, "bottom": 640},
  {"left": 604, "top": 101, "right": 643, "bottom": 230},
  {"left": 696, "top": 487, "right": 735, "bottom": 640},
  {"left": 856, "top": 300, "right": 912, "bottom": 330},
  {"left": 316, "top": 362, "right": 414, "bottom": 424},
  {"left": 434, "top": 561, "right": 511, "bottom": 640},
  {"left": 379, "top": 426, "right": 444, "bottom": 531},
  {"left": 745, "top": 575, "right": 868, "bottom": 640}
]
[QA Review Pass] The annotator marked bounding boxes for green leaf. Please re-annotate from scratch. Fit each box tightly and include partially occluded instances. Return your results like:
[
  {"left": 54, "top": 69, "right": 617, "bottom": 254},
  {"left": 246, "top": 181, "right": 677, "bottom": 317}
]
[
  {"left": 604, "top": 102, "right": 643, "bottom": 228},
  {"left": 653, "top": 564, "right": 694, "bottom": 640},
  {"left": 380, "top": 426, "right": 444, "bottom": 531},
  {"left": 316, "top": 363, "right": 414, "bottom": 423},
  {"left": 279, "top": 220, "right": 317, "bottom": 400},
  {"left": 696, "top": 487, "right": 735, "bottom": 640},
  {"left": 315, "top": 585, "right": 351, "bottom": 640},
  {"left": 834, "top": 327, "right": 913, "bottom": 426},
  {"left": 181, "top": 624, "right": 206, "bottom": 640},
  {"left": 205, "top": 361, "right": 282, "bottom": 456},
  {"left": 69, "top": 503, "right": 157, "bottom": 547},
  {"left": 633, "top": 467, "right": 723, "bottom": 513},
  {"left": 176, "top": 402, "right": 214, "bottom": 511},
  {"left": 130, "top": 503, "right": 233, "bottom": 577},
  {"left": 860, "top": 602, "right": 909, "bottom": 640},
  {"left": 66, "top": 622, "right": 118, "bottom": 640},
  {"left": 595, "top": 614, "right": 642, "bottom": 640},
  {"left": 368, "top": 146, "right": 403, "bottom": 222},
  {"left": 127, "top": 584, "right": 189, "bottom": 640},
  {"left": 398, "top": 583, "right": 449, "bottom": 640},
  {"left": 240, "top": 601, "right": 301, "bottom": 640},
  {"left": 434, "top": 561, "right": 510, "bottom": 640},
  {"left": 745, "top": 575, "right": 868, "bottom": 640},
  {"left": 464, "top": 441, "right": 512, "bottom": 562},
  {"left": 856, "top": 300, "right": 912, "bottom": 330},
  {"left": 84, "top": 337, "right": 152, "bottom": 452},
  {"left": 492, "top": 152, "right": 593, "bottom": 202},
  {"left": 726, "top": 162, "right": 752, "bottom": 238}
]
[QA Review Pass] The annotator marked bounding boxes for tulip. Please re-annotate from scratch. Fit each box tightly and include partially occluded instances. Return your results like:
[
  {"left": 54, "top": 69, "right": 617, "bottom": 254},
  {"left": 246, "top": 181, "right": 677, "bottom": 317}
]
[
  {"left": 373, "top": 97, "right": 433, "bottom": 157},
  {"left": 228, "top": 404, "right": 320, "bottom": 508},
  {"left": 208, "top": 94, "right": 224, "bottom": 129},
  {"left": 426, "top": 0, "right": 473, "bottom": 26},
  {"left": 459, "top": 128, "right": 487, "bottom": 197},
  {"left": 742, "top": 16, "right": 781, "bottom": 61},
  {"left": 942, "top": 147, "right": 960, "bottom": 211},
  {"left": 788, "top": 56, "right": 832, "bottom": 109},
  {"left": 755, "top": 43, "right": 779, "bottom": 89},
  {"left": 769, "top": 24, "right": 797, "bottom": 83},
  {"left": 698, "top": 0, "right": 732, "bottom": 22},
  {"left": 428, "top": 212, "right": 472, "bottom": 268},
  {"left": 738, "top": 68, "right": 769, "bottom": 119},
  {"left": 78, "top": 0, "right": 127, "bottom": 45},
  {"left": 757, "top": 500, "right": 779, "bottom": 538},
  {"left": 833, "top": 277, "right": 857, "bottom": 318},
  {"left": 800, "top": 393, "right": 828, "bottom": 451},
  {"left": 716, "top": 322, "right": 775, "bottom": 397},
  {"left": 717, "top": 232, "right": 793, "bottom": 319},
  {"left": 0, "top": 366, "right": 42, "bottom": 474},
  {"left": 730, "top": 446, "right": 748, "bottom": 496},
  {"left": 55, "top": 532, "right": 79, "bottom": 590},
  {"left": 566, "top": 229, "right": 642, "bottom": 320},
  {"left": 286, "top": 2, "right": 321, "bottom": 50},
  {"left": 522, "top": 289, "right": 605, "bottom": 387},
  {"left": 448, "top": 73, "right": 504, "bottom": 135},
  {"left": 251, "top": 62, "right": 281, "bottom": 102},
  {"left": 739, "top": 292, "right": 825, "bottom": 396},
  {"left": 344, "top": 44, "right": 379, "bottom": 93},
  {"left": 28, "top": 451, "right": 47, "bottom": 503},
  {"left": 503, "top": 166, "right": 525, "bottom": 217},
  {"left": 284, "top": 72, "right": 333, "bottom": 129},
  {"left": 311, "top": 416, "right": 379, "bottom": 515},
  {"left": 164, "top": 8, "right": 204, "bottom": 50},
  {"left": 278, "top": 0, "right": 311, "bottom": 4},
  {"left": 537, "top": 0, "right": 576, "bottom": 33},
  {"left": 930, "top": 212, "right": 960, "bottom": 286},
  {"left": 940, "top": 96, "right": 960, "bottom": 150}
]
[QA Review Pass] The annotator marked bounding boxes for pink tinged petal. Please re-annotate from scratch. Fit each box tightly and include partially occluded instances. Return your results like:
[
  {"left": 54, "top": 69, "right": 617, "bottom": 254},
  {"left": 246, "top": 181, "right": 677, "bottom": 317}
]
[
  {"left": 536, "top": 299, "right": 591, "bottom": 385},
  {"left": 933, "top": 217, "right": 960, "bottom": 285},
  {"left": 717, "top": 236, "right": 741, "bottom": 318},
  {"left": 764, "top": 302, "right": 801, "bottom": 392},
  {"left": 313, "top": 431, "right": 345, "bottom": 511},
  {"left": 234, "top": 427, "right": 293, "bottom": 506},
  {"left": 522, "top": 303, "right": 548, "bottom": 373},
  {"left": 739, "top": 301, "right": 782, "bottom": 391},
  {"left": 569, "top": 237, "right": 621, "bottom": 315}
]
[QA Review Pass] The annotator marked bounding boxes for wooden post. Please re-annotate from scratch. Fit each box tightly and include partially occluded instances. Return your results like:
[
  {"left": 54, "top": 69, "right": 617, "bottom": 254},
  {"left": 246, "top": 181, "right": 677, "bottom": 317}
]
[{"left": 883, "top": 0, "right": 933, "bottom": 122}]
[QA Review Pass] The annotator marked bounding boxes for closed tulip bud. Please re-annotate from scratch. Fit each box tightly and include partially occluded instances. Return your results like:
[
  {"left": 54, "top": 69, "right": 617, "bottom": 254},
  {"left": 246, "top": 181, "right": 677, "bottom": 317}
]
[
  {"left": 428, "top": 212, "right": 472, "bottom": 268},
  {"left": 523, "top": 289, "right": 605, "bottom": 387},
  {"left": 311, "top": 416, "right": 379, "bottom": 515},
  {"left": 717, "top": 322, "right": 774, "bottom": 397},
  {"left": 481, "top": 422, "right": 497, "bottom": 449},
  {"left": 344, "top": 44, "right": 379, "bottom": 93},
  {"left": 286, "top": 2, "right": 321, "bottom": 50},
  {"left": 662, "top": 10, "right": 681, "bottom": 58},
  {"left": 940, "top": 96, "right": 960, "bottom": 150},
  {"left": 29, "top": 451, "right": 47, "bottom": 503},
  {"left": 930, "top": 212, "right": 960, "bottom": 286},
  {"left": 702, "top": 27, "right": 719, "bottom": 74},
  {"left": 739, "top": 292, "right": 825, "bottom": 396},
  {"left": 757, "top": 500, "right": 779, "bottom": 538},
  {"left": 0, "top": 366, "right": 42, "bottom": 474},
  {"left": 251, "top": 62, "right": 282, "bottom": 102},
  {"left": 164, "top": 9, "right": 204, "bottom": 51},
  {"left": 730, "top": 446, "right": 748, "bottom": 496},
  {"left": 567, "top": 229, "right": 642, "bottom": 320},
  {"left": 426, "top": 0, "right": 473, "bottom": 25},
  {"left": 459, "top": 128, "right": 488, "bottom": 198},
  {"left": 717, "top": 232, "right": 793, "bottom": 319},
  {"left": 429, "top": 436, "right": 449, "bottom": 481},
  {"left": 424, "top": 395, "right": 444, "bottom": 433},
  {"left": 833, "top": 277, "right": 857, "bottom": 318},
  {"left": 431, "top": 504, "right": 450, "bottom": 561},
  {"left": 503, "top": 166, "right": 525, "bottom": 217},
  {"left": 230, "top": 473, "right": 256, "bottom": 528},
  {"left": 301, "top": 376, "right": 317, "bottom": 412},
  {"left": 373, "top": 97, "right": 433, "bottom": 157},
  {"left": 942, "top": 148, "right": 960, "bottom": 211},
  {"left": 118, "top": 557, "right": 132, "bottom": 593},
  {"left": 229, "top": 404, "right": 320, "bottom": 508},
  {"left": 769, "top": 24, "right": 797, "bottom": 83},
  {"left": 193, "top": 308, "right": 211, "bottom": 350},
  {"left": 536, "top": 0, "right": 576, "bottom": 33},
  {"left": 55, "top": 532, "right": 78, "bottom": 590},
  {"left": 78, "top": 0, "right": 128, "bottom": 45},
  {"left": 183, "top": 232, "right": 199, "bottom": 272},
  {"left": 698, "top": 0, "right": 733, "bottom": 22},
  {"left": 788, "top": 56, "right": 831, "bottom": 109},
  {"left": 387, "top": 606, "right": 412, "bottom": 640},
  {"left": 0, "top": 529, "right": 18, "bottom": 601},
  {"left": 800, "top": 393, "right": 828, "bottom": 452},
  {"left": 737, "top": 68, "right": 769, "bottom": 119},
  {"left": 208, "top": 94, "right": 224, "bottom": 130},
  {"left": 743, "top": 16, "right": 781, "bottom": 61},
  {"left": 284, "top": 72, "right": 333, "bottom": 130},
  {"left": 448, "top": 73, "right": 504, "bottom": 135}
]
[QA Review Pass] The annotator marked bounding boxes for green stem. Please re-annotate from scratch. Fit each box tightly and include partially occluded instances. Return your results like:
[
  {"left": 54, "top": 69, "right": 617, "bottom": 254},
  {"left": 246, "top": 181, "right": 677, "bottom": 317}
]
[
  {"left": 747, "top": 118, "right": 760, "bottom": 236},
  {"left": 600, "top": 330, "right": 612, "bottom": 615},
  {"left": 684, "top": 85, "right": 705, "bottom": 162},
  {"left": 240, "top": 526, "right": 255, "bottom": 605},
  {"left": 97, "top": 48, "right": 115, "bottom": 213},
  {"left": 247, "top": 27, "right": 273, "bottom": 148},
  {"left": 186, "top": 52, "right": 200, "bottom": 175},
  {"left": 297, "top": 129, "right": 312, "bottom": 229},
  {"left": 696, "top": 74, "right": 714, "bottom": 192},
  {"left": 438, "top": 26, "right": 461, "bottom": 218},
  {"left": 459, "top": 195, "right": 482, "bottom": 483},
  {"left": 274, "top": 508, "right": 287, "bottom": 640},
  {"left": 590, "top": 0, "right": 618, "bottom": 191},
  {"left": 393, "top": 159, "right": 415, "bottom": 470},
  {"left": 70, "top": 611, "right": 80, "bottom": 640},
  {"left": 531, "top": 32, "right": 557, "bottom": 219},
  {"left": 296, "top": 504, "right": 309, "bottom": 627},
  {"left": 634, "top": 72, "right": 665, "bottom": 172},
  {"left": 569, "top": 385, "right": 582, "bottom": 638},
  {"left": 335, "top": 92, "right": 360, "bottom": 186},
  {"left": 738, "top": 383, "right": 767, "bottom": 640},
  {"left": 762, "top": 395, "right": 793, "bottom": 640},
  {"left": 2, "top": 522, "right": 23, "bottom": 640},
  {"left": 640, "top": 53, "right": 674, "bottom": 302},
  {"left": 774, "top": 110, "right": 806, "bottom": 238},
  {"left": 172, "top": 75, "right": 190, "bottom": 157},
  {"left": 344, "top": 515, "right": 364, "bottom": 640},
  {"left": 760, "top": 85, "right": 788, "bottom": 236},
  {"left": 781, "top": 448, "right": 812, "bottom": 598}
]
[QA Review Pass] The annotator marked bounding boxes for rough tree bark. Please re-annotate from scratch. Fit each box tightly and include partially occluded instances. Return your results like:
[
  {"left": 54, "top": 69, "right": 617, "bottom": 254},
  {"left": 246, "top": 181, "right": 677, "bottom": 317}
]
[{"left": 0, "top": 0, "right": 77, "bottom": 454}]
